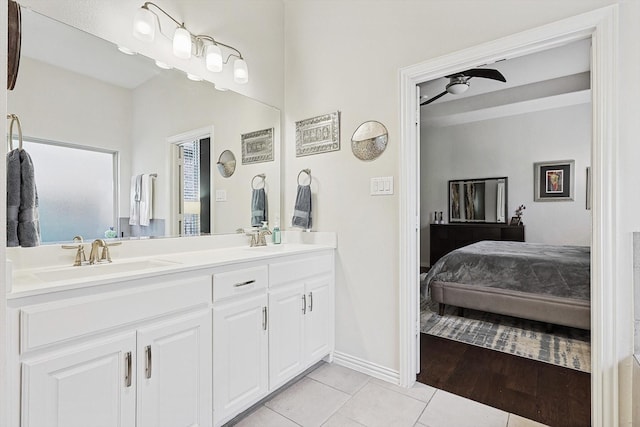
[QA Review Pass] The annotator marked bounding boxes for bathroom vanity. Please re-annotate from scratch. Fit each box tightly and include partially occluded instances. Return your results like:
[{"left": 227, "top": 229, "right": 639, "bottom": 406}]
[{"left": 5, "top": 236, "right": 336, "bottom": 427}]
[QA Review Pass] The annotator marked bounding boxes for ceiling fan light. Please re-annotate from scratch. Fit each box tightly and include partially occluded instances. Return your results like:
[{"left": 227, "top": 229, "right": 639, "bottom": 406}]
[
  {"left": 446, "top": 81, "right": 469, "bottom": 95},
  {"left": 206, "top": 44, "right": 223, "bottom": 72},
  {"left": 233, "top": 58, "right": 249, "bottom": 84},
  {"left": 133, "top": 6, "right": 156, "bottom": 42},
  {"left": 173, "top": 26, "right": 192, "bottom": 59}
]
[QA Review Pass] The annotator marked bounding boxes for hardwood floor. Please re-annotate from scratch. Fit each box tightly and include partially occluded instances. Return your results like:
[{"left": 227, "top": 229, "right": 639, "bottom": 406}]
[{"left": 417, "top": 333, "right": 591, "bottom": 427}]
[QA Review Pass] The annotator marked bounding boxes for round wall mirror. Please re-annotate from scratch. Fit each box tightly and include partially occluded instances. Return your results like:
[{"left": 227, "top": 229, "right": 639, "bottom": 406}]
[
  {"left": 351, "top": 121, "right": 388, "bottom": 161},
  {"left": 216, "top": 150, "right": 236, "bottom": 178}
]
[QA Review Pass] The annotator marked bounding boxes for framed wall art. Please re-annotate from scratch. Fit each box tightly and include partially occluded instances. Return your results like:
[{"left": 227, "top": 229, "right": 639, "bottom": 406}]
[
  {"left": 534, "top": 159, "right": 574, "bottom": 201},
  {"left": 241, "top": 127, "right": 274, "bottom": 164},
  {"left": 295, "top": 111, "right": 340, "bottom": 157}
]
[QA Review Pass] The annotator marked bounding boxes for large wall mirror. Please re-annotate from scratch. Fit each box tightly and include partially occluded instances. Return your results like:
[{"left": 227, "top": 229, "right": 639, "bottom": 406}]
[
  {"left": 7, "top": 8, "right": 281, "bottom": 244},
  {"left": 449, "top": 177, "right": 507, "bottom": 224}
]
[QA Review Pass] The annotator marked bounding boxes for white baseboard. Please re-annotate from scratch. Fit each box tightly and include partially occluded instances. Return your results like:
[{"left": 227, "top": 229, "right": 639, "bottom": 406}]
[{"left": 332, "top": 351, "right": 400, "bottom": 385}]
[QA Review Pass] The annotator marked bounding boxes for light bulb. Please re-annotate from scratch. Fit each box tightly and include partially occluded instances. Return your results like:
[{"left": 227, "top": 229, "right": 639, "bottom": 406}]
[
  {"left": 233, "top": 58, "right": 249, "bottom": 84},
  {"left": 206, "top": 44, "right": 223, "bottom": 72},
  {"left": 133, "top": 7, "right": 156, "bottom": 42},
  {"left": 117, "top": 46, "right": 136, "bottom": 55},
  {"left": 155, "top": 60, "right": 172, "bottom": 70},
  {"left": 173, "top": 26, "right": 192, "bottom": 59}
]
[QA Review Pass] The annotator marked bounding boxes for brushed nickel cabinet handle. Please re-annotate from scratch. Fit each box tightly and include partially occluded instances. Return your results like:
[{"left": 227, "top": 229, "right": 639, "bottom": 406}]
[
  {"left": 234, "top": 280, "right": 256, "bottom": 288},
  {"left": 145, "top": 345, "right": 152, "bottom": 379},
  {"left": 302, "top": 294, "right": 307, "bottom": 314},
  {"left": 262, "top": 306, "right": 268, "bottom": 330},
  {"left": 125, "top": 351, "right": 132, "bottom": 387},
  {"left": 309, "top": 291, "right": 313, "bottom": 312}
]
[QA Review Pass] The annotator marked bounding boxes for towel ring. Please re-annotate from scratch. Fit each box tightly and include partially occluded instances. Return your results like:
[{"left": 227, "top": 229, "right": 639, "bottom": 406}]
[
  {"left": 7, "top": 113, "right": 23, "bottom": 151},
  {"left": 251, "top": 174, "right": 266, "bottom": 190},
  {"left": 297, "top": 168, "right": 311, "bottom": 186}
]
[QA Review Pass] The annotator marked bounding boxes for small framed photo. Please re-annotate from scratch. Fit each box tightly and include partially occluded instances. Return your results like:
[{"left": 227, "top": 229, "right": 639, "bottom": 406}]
[
  {"left": 534, "top": 160, "right": 574, "bottom": 201},
  {"left": 509, "top": 216, "right": 521, "bottom": 226}
]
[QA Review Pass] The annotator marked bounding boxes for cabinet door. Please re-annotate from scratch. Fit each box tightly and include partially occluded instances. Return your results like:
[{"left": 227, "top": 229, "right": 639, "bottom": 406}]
[
  {"left": 304, "top": 276, "right": 332, "bottom": 365},
  {"left": 137, "top": 310, "right": 212, "bottom": 427},
  {"left": 268, "top": 283, "right": 305, "bottom": 390},
  {"left": 213, "top": 292, "right": 268, "bottom": 424},
  {"left": 21, "top": 332, "right": 136, "bottom": 427}
]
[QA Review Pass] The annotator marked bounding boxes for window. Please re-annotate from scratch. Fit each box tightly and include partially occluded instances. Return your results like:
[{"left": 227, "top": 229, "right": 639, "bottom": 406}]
[{"left": 20, "top": 138, "right": 117, "bottom": 243}]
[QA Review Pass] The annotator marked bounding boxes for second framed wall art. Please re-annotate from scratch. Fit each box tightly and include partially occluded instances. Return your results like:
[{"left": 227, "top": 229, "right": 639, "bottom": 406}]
[{"left": 534, "top": 159, "right": 574, "bottom": 201}]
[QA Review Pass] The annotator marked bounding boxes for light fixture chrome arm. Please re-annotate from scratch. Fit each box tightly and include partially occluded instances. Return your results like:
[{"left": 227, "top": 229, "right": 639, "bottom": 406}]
[
  {"left": 195, "top": 34, "right": 244, "bottom": 61},
  {"left": 141, "top": 2, "right": 184, "bottom": 28},
  {"left": 133, "top": 1, "right": 249, "bottom": 83}
]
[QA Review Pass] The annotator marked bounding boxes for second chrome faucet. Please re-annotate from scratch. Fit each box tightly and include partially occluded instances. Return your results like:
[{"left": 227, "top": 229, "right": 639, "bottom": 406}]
[{"left": 62, "top": 236, "right": 122, "bottom": 266}]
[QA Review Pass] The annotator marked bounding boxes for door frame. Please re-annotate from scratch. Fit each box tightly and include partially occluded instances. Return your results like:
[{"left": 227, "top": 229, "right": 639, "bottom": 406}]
[
  {"left": 398, "top": 5, "right": 620, "bottom": 426},
  {"left": 167, "top": 126, "right": 215, "bottom": 236}
]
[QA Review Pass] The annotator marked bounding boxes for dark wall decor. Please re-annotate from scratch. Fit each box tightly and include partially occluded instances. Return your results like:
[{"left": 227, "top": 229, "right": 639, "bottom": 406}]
[{"left": 534, "top": 160, "right": 575, "bottom": 201}]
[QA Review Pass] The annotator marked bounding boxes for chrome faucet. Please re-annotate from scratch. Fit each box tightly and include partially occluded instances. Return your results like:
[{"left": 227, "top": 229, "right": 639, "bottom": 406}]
[
  {"left": 89, "top": 239, "right": 106, "bottom": 264},
  {"left": 62, "top": 235, "right": 87, "bottom": 266},
  {"left": 89, "top": 239, "right": 122, "bottom": 264},
  {"left": 246, "top": 228, "right": 272, "bottom": 247}
]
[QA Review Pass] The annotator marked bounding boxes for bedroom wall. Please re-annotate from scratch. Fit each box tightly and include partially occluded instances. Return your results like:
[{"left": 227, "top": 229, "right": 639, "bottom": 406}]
[{"left": 420, "top": 103, "right": 592, "bottom": 266}]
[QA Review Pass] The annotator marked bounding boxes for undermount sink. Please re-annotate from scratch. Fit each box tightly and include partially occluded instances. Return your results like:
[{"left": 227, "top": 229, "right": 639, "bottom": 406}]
[{"left": 31, "top": 259, "right": 181, "bottom": 282}]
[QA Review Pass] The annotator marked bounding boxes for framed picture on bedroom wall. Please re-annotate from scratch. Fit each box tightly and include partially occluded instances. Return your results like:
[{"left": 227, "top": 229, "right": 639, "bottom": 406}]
[{"left": 534, "top": 160, "right": 575, "bottom": 201}]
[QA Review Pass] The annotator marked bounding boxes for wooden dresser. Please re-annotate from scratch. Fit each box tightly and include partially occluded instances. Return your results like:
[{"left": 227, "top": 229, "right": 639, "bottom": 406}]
[{"left": 430, "top": 223, "right": 525, "bottom": 266}]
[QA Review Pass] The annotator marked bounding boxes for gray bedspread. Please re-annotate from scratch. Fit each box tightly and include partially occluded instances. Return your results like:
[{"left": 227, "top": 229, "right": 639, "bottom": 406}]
[{"left": 422, "top": 241, "right": 590, "bottom": 301}]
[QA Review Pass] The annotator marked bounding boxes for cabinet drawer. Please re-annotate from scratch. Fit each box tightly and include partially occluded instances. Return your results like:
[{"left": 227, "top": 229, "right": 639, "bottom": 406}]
[
  {"left": 213, "top": 266, "right": 268, "bottom": 302},
  {"left": 20, "top": 276, "right": 211, "bottom": 353},
  {"left": 269, "top": 253, "right": 333, "bottom": 287}
]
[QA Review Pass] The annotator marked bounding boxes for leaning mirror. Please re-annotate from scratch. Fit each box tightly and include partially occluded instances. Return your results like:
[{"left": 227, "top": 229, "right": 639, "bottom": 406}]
[
  {"left": 351, "top": 120, "right": 388, "bottom": 161},
  {"left": 449, "top": 177, "right": 508, "bottom": 223},
  {"left": 7, "top": 8, "right": 281, "bottom": 243}
]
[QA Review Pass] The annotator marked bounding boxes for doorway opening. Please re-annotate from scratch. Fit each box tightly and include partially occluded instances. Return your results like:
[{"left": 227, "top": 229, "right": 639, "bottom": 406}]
[{"left": 399, "top": 6, "right": 620, "bottom": 427}]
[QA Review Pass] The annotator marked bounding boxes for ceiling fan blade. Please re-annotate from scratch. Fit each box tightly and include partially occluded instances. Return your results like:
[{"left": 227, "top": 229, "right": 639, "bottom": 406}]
[
  {"left": 420, "top": 90, "right": 448, "bottom": 106},
  {"left": 452, "top": 68, "right": 507, "bottom": 82}
]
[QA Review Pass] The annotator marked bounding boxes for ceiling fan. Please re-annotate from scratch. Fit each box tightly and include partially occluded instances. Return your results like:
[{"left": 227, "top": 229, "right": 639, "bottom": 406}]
[{"left": 420, "top": 68, "right": 507, "bottom": 106}]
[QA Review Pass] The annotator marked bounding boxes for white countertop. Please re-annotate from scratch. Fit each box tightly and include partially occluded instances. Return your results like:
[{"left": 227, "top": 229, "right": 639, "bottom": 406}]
[{"left": 8, "top": 241, "right": 335, "bottom": 299}]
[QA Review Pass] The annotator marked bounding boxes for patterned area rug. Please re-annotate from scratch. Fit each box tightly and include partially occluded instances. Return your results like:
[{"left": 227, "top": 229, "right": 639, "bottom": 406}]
[{"left": 420, "top": 299, "right": 591, "bottom": 373}]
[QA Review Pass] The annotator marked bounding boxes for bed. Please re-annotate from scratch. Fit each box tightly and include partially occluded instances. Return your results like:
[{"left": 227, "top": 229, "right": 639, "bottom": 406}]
[{"left": 422, "top": 240, "right": 591, "bottom": 330}]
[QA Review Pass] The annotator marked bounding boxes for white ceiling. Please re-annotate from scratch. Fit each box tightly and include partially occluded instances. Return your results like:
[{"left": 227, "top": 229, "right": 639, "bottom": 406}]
[
  {"left": 418, "top": 38, "right": 591, "bottom": 127},
  {"left": 20, "top": 7, "right": 160, "bottom": 89}
]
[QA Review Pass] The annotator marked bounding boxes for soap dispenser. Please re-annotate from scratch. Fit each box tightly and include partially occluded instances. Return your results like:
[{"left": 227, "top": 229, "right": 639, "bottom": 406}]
[{"left": 272, "top": 217, "right": 281, "bottom": 244}]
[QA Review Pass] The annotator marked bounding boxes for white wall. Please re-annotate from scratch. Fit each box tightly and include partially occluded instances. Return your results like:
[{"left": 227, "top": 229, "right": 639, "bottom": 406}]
[
  {"left": 131, "top": 71, "right": 281, "bottom": 232},
  {"left": 420, "top": 103, "right": 592, "bottom": 265},
  {"left": 283, "top": 0, "right": 618, "bottom": 378}
]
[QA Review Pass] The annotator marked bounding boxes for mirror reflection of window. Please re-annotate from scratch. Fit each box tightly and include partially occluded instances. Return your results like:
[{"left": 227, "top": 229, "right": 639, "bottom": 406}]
[
  {"left": 176, "top": 137, "right": 211, "bottom": 236},
  {"left": 20, "top": 138, "right": 116, "bottom": 243}
]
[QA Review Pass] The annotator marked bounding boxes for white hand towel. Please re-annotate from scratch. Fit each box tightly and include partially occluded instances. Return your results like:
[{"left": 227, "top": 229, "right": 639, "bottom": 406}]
[
  {"left": 139, "top": 174, "right": 153, "bottom": 226},
  {"left": 129, "top": 175, "right": 140, "bottom": 225}
]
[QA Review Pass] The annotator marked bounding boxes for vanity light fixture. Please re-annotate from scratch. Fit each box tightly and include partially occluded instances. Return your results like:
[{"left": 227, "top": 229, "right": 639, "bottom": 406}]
[{"left": 132, "top": 2, "right": 249, "bottom": 84}]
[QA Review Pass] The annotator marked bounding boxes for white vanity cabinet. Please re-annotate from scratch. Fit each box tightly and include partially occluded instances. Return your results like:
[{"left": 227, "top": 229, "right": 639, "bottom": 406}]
[
  {"left": 268, "top": 253, "right": 334, "bottom": 391},
  {"left": 212, "top": 266, "right": 269, "bottom": 425},
  {"left": 15, "top": 275, "right": 213, "bottom": 427},
  {"left": 21, "top": 332, "right": 138, "bottom": 427}
]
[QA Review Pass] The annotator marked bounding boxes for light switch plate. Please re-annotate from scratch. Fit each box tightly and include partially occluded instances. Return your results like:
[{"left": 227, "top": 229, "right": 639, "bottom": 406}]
[
  {"left": 215, "top": 189, "right": 227, "bottom": 202},
  {"left": 370, "top": 177, "right": 394, "bottom": 195}
]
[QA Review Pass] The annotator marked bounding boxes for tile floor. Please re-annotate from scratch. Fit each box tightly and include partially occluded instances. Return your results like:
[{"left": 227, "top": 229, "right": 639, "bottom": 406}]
[{"left": 231, "top": 362, "right": 548, "bottom": 427}]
